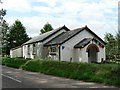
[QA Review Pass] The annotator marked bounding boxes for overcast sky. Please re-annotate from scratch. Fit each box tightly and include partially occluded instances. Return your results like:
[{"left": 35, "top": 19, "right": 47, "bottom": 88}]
[{"left": 1, "top": 0, "right": 119, "bottom": 39}]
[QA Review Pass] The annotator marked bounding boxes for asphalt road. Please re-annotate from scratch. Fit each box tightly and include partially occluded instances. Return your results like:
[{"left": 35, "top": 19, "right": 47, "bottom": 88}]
[{"left": 1, "top": 65, "right": 118, "bottom": 89}]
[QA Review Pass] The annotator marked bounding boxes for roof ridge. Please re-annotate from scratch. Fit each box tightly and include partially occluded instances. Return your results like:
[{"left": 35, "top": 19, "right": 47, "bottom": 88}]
[{"left": 71, "top": 26, "right": 86, "bottom": 31}]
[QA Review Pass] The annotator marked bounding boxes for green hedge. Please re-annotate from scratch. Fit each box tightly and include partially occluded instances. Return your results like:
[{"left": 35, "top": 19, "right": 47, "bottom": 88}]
[
  {"left": 21, "top": 60, "right": 120, "bottom": 87},
  {"left": 1, "top": 57, "right": 120, "bottom": 87},
  {"left": 2, "top": 57, "right": 28, "bottom": 68}
]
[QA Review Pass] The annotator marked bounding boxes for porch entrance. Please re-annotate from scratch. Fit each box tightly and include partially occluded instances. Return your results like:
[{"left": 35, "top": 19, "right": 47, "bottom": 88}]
[{"left": 86, "top": 44, "right": 99, "bottom": 63}]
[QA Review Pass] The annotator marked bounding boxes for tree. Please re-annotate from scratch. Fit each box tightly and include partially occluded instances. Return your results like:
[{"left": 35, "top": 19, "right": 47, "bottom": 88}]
[
  {"left": 40, "top": 22, "right": 53, "bottom": 34},
  {"left": 1, "top": 20, "right": 9, "bottom": 56},
  {"left": 7, "top": 20, "right": 30, "bottom": 54},
  {"left": 0, "top": 0, "right": 8, "bottom": 56},
  {"left": 116, "top": 30, "right": 120, "bottom": 58},
  {"left": 104, "top": 33, "right": 117, "bottom": 60}
]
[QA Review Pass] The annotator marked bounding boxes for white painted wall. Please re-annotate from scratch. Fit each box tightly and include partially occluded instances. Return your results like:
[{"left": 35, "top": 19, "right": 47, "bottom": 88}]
[
  {"left": 60, "top": 29, "right": 93, "bottom": 62},
  {"left": 83, "top": 41, "right": 106, "bottom": 63},
  {"left": 36, "top": 42, "right": 43, "bottom": 58},
  {"left": 22, "top": 29, "right": 67, "bottom": 59},
  {"left": 10, "top": 47, "right": 22, "bottom": 58},
  {"left": 22, "top": 28, "right": 105, "bottom": 62},
  {"left": 60, "top": 29, "right": 106, "bottom": 62}
]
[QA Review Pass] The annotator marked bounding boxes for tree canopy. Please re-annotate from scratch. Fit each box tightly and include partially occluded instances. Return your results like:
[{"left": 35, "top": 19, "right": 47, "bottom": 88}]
[
  {"left": 0, "top": 0, "right": 8, "bottom": 56},
  {"left": 104, "top": 32, "right": 120, "bottom": 60},
  {"left": 1, "top": 20, "right": 9, "bottom": 55},
  {"left": 7, "top": 20, "right": 30, "bottom": 54},
  {"left": 0, "top": 1, "right": 30, "bottom": 56},
  {"left": 40, "top": 22, "right": 53, "bottom": 34},
  {"left": 116, "top": 30, "right": 120, "bottom": 54}
]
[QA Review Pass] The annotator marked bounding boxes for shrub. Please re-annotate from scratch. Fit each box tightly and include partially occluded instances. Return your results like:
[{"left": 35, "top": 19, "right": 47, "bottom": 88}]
[
  {"left": 21, "top": 60, "right": 120, "bottom": 87},
  {"left": 3, "top": 57, "right": 27, "bottom": 68},
  {"left": 1, "top": 57, "right": 120, "bottom": 87}
]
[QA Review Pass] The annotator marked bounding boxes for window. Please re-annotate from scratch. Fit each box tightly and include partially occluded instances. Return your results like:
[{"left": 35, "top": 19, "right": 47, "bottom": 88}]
[
  {"left": 49, "top": 46, "right": 57, "bottom": 55},
  {"left": 28, "top": 45, "right": 30, "bottom": 55},
  {"left": 33, "top": 44, "right": 36, "bottom": 55},
  {"left": 50, "top": 46, "right": 57, "bottom": 52}
]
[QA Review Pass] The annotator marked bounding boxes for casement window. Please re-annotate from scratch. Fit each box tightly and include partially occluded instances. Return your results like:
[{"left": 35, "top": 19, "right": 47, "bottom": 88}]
[
  {"left": 49, "top": 46, "right": 57, "bottom": 55},
  {"left": 50, "top": 46, "right": 57, "bottom": 52},
  {"left": 33, "top": 44, "right": 36, "bottom": 55},
  {"left": 28, "top": 45, "right": 30, "bottom": 55}
]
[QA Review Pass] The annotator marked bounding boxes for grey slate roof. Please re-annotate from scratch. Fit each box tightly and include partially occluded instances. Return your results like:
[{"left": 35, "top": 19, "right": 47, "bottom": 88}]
[
  {"left": 22, "top": 25, "right": 69, "bottom": 45},
  {"left": 44, "top": 26, "right": 106, "bottom": 46},
  {"left": 44, "top": 27, "right": 85, "bottom": 46},
  {"left": 74, "top": 38, "right": 92, "bottom": 48}
]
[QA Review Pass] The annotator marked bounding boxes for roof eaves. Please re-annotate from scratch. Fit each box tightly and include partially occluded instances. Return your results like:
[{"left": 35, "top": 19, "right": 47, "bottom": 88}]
[
  {"left": 11, "top": 46, "right": 22, "bottom": 50},
  {"left": 74, "top": 38, "right": 92, "bottom": 48},
  {"left": 44, "top": 32, "right": 65, "bottom": 46},
  {"left": 22, "top": 25, "right": 70, "bottom": 46},
  {"left": 44, "top": 26, "right": 86, "bottom": 46},
  {"left": 40, "top": 25, "right": 70, "bottom": 42},
  {"left": 85, "top": 26, "right": 106, "bottom": 45},
  {"left": 60, "top": 27, "right": 86, "bottom": 45}
]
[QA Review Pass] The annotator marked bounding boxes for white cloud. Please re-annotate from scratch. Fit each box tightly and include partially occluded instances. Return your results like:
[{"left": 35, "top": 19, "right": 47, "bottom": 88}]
[
  {"left": 3, "top": 0, "right": 32, "bottom": 12},
  {"left": 4, "top": 0, "right": 119, "bottom": 39},
  {"left": 33, "top": 6, "right": 51, "bottom": 14},
  {"left": 36, "top": 0, "right": 58, "bottom": 7}
]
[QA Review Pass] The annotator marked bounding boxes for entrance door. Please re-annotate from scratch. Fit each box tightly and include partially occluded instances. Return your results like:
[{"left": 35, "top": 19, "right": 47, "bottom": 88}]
[{"left": 87, "top": 44, "right": 99, "bottom": 63}]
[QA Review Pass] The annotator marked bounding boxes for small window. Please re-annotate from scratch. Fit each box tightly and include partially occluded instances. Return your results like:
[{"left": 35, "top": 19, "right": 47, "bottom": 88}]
[
  {"left": 33, "top": 44, "right": 36, "bottom": 55},
  {"left": 28, "top": 45, "right": 30, "bottom": 55},
  {"left": 50, "top": 46, "right": 57, "bottom": 52}
]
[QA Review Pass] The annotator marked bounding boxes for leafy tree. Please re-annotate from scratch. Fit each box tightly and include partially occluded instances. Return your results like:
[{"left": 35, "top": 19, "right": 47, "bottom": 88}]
[
  {"left": 1, "top": 20, "right": 9, "bottom": 56},
  {"left": 40, "top": 22, "right": 53, "bottom": 34},
  {"left": 0, "top": 0, "right": 8, "bottom": 56},
  {"left": 117, "top": 31, "right": 120, "bottom": 52},
  {"left": 116, "top": 30, "right": 120, "bottom": 58},
  {"left": 104, "top": 33, "right": 117, "bottom": 60},
  {"left": 7, "top": 20, "right": 30, "bottom": 54}
]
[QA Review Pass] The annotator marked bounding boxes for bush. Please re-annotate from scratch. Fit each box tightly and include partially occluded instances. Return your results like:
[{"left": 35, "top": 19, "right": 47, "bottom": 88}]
[
  {"left": 1, "top": 57, "right": 120, "bottom": 87},
  {"left": 3, "top": 57, "right": 27, "bottom": 68},
  {"left": 0, "top": 57, "right": 8, "bottom": 65},
  {"left": 21, "top": 60, "right": 120, "bottom": 87}
]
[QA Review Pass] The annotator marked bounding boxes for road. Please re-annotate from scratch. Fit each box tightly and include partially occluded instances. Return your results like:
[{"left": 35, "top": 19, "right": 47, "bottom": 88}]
[{"left": 1, "top": 65, "right": 118, "bottom": 89}]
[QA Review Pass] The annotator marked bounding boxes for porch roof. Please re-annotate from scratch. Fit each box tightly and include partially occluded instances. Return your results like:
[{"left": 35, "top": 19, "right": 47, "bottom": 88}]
[{"left": 74, "top": 38, "right": 92, "bottom": 48}]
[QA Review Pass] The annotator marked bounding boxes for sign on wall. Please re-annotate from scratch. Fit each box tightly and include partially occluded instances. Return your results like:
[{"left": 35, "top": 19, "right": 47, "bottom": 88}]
[{"left": 62, "top": 46, "right": 65, "bottom": 50}]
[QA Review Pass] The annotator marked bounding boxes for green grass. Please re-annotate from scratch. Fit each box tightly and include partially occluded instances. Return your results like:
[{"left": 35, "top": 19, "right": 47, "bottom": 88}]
[
  {"left": 1, "top": 57, "right": 28, "bottom": 68},
  {"left": 1, "top": 57, "right": 120, "bottom": 87},
  {"left": 21, "top": 60, "right": 120, "bottom": 87}
]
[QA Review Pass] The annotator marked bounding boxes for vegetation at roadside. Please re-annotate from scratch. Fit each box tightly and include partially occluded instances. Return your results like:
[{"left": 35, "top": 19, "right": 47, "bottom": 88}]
[
  {"left": 104, "top": 32, "right": 120, "bottom": 62},
  {"left": 0, "top": 1, "right": 31, "bottom": 56},
  {"left": 1, "top": 57, "right": 28, "bottom": 68},
  {"left": 1, "top": 57, "right": 120, "bottom": 87}
]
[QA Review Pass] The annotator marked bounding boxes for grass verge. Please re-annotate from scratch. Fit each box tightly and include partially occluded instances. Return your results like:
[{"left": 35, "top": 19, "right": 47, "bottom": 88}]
[
  {"left": 1, "top": 57, "right": 28, "bottom": 68},
  {"left": 1, "top": 57, "right": 120, "bottom": 87}
]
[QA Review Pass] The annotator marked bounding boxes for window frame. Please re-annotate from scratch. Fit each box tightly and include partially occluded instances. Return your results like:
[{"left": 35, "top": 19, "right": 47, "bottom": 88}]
[
  {"left": 32, "top": 43, "right": 36, "bottom": 55},
  {"left": 28, "top": 45, "right": 30, "bottom": 55}
]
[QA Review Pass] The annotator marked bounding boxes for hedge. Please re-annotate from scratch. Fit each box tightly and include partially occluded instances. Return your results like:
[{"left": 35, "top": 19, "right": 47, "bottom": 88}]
[
  {"left": 21, "top": 60, "right": 120, "bottom": 87},
  {"left": 1, "top": 57, "right": 28, "bottom": 68},
  {"left": 1, "top": 57, "right": 120, "bottom": 87}
]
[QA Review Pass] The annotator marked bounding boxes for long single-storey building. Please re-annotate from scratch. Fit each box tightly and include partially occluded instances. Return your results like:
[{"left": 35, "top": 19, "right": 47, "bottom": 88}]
[{"left": 10, "top": 25, "right": 106, "bottom": 63}]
